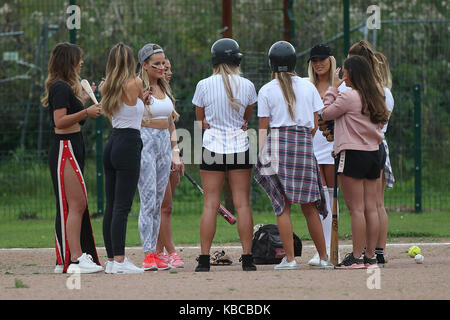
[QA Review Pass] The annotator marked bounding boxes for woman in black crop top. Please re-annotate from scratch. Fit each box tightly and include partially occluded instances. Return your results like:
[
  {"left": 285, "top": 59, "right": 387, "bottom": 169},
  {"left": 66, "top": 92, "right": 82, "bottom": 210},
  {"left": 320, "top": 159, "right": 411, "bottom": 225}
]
[{"left": 41, "top": 42, "right": 103, "bottom": 274}]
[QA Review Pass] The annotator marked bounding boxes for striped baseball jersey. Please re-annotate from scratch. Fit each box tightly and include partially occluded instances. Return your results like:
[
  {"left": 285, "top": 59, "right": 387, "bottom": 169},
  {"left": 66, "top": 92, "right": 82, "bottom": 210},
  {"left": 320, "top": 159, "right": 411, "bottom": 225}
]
[{"left": 192, "top": 74, "right": 257, "bottom": 154}]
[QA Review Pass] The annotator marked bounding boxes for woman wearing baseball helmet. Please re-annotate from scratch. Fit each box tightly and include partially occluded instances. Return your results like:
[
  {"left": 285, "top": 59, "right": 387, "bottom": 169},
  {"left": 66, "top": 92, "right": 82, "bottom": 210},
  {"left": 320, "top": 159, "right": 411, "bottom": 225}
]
[
  {"left": 254, "top": 41, "right": 333, "bottom": 270},
  {"left": 193, "top": 38, "right": 258, "bottom": 272}
]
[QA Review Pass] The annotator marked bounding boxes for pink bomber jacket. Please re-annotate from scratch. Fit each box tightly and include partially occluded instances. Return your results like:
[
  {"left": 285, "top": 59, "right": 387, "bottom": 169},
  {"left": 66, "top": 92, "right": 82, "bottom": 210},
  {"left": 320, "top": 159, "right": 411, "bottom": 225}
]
[{"left": 321, "top": 87, "right": 384, "bottom": 154}]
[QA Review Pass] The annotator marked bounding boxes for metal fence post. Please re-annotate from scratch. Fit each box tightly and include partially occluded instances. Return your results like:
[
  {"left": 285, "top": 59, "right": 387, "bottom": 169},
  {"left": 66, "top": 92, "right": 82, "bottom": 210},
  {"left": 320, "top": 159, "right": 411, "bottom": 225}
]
[
  {"left": 413, "top": 84, "right": 422, "bottom": 213},
  {"left": 343, "top": 0, "right": 350, "bottom": 54},
  {"left": 69, "top": 0, "right": 76, "bottom": 44}
]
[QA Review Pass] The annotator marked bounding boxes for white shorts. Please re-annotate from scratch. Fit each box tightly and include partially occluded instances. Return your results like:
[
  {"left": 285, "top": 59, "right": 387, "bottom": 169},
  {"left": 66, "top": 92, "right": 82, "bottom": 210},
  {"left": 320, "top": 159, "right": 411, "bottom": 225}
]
[{"left": 313, "top": 131, "right": 334, "bottom": 165}]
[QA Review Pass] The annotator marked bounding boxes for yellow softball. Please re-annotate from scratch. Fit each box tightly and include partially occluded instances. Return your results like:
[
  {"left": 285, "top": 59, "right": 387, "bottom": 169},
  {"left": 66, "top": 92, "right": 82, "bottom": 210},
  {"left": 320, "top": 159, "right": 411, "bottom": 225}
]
[{"left": 408, "top": 245, "right": 421, "bottom": 258}]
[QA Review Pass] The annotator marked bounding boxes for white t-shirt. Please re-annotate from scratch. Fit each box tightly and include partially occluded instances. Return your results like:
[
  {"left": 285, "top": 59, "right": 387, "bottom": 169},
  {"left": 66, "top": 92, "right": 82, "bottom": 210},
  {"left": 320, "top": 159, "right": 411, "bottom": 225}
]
[
  {"left": 192, "top": 74, "right": 257, "bottom": 154},
  {"left": 383, "top": 88, "right": 394, "bottom": 133},
  {"left": 339, "top": 83, "right": 394, "bottom": 133},
  {"left": 257, "top": 76, "right": 324, "bottom": 129}
]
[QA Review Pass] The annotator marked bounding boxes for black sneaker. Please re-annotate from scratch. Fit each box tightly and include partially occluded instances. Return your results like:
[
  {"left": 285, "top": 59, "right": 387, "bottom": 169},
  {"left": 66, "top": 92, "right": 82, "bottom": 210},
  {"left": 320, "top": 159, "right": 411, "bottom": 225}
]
[
  {"left": 376, "top": 253, "right": 386, "bottom": 267},
  {"left": 335, "top": 253, "right": 365, "bottom": 269},
  {"left": 240, "top": 254, "right": 257, "bottom": 271},
  {"left": 364, "top": 255, "right": 379, "bottom": 268},
  {"left": 195, "top": 254, "right": 210, "bottom": 272}
]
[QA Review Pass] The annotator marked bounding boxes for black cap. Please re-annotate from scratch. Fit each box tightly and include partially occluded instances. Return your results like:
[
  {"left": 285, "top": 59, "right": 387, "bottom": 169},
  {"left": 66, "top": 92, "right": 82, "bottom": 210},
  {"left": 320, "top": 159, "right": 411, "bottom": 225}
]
[
  {"left": 268, "top": 41, "right": 296, "bottom": 73},
  {"left": 308, "top": 43, "right": 332, "bottom": 62},
  {"left": 211, "top": 38, "right": 243, "bottom": 66}
]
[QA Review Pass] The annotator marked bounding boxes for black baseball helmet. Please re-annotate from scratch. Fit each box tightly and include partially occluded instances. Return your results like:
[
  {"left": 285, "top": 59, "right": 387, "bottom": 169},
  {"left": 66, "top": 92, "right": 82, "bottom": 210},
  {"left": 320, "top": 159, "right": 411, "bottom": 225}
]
[
  {"left": 268, "top": 41, "right": 296, "bottom": 72},
  {"left": 211, "top": 38, "right": 243, "bottom": 66}
]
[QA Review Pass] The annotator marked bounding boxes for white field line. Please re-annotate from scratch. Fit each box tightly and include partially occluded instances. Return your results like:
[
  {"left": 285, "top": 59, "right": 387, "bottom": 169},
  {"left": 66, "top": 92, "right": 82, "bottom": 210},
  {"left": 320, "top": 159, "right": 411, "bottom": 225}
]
[{"left": 0, "top": 242, "right": 449, "bottom": 251}]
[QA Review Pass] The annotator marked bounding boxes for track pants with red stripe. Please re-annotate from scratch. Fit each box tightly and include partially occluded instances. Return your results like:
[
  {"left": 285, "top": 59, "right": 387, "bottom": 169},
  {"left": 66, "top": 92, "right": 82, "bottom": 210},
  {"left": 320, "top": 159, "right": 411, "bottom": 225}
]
[{"left": 48, "top": 132, "right": 100, "bottom": 273}]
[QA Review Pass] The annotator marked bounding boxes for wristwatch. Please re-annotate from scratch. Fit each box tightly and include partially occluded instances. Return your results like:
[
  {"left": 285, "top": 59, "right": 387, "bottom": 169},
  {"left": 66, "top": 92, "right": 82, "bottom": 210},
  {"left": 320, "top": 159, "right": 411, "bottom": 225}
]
[{"left": 172, "top": 147, "right": 180, "bottom": 153}]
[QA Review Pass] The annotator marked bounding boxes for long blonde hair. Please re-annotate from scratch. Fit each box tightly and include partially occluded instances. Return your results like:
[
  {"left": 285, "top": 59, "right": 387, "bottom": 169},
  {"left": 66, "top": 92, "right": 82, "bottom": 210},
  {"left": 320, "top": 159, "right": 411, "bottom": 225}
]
[
  {"left": 100, "top": 43, "right": 136, "bottom": 118},
  {"left": 213, "top": 63, "right": 242, "bottom": 112},
  {"left": 307, "top": 56, "right": 336, "bottom": 87},
  {"left": 374, "top": 51, "right": 392, "bottom": 90},
  {"left": 138, "top": 45, "right": 179, "bottom": 121},
  {"left": 272, "top": 71, "right": 297, "bottom": 120},
  {"left": 41, "top": 42, "right": 83, "bottom": 107}
]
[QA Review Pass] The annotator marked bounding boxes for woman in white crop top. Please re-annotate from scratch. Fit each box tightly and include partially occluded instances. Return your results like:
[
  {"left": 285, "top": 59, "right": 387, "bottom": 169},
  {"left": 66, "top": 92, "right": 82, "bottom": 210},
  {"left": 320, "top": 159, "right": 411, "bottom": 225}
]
[
  {"left": 155, "top": 58, "right": 185, "bottom": 268},
  {"left": 100, "top": 43, "right": 146, "bottom": 274},
  {"left": 136, "top": 43, "right": 183, "bottom": 271}
]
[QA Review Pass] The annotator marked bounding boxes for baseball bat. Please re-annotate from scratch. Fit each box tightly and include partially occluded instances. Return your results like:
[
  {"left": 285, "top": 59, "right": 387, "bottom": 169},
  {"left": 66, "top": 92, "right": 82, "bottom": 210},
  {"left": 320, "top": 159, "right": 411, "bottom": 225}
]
[
  {"left": 81, "top": 79, "right": 99, "bottom": 104},
  {"left": 184, "top": 172, "right": 237, "bottom": 225},
  {"left": 329, "top": 167, "right": 339, "bottom": 266}
]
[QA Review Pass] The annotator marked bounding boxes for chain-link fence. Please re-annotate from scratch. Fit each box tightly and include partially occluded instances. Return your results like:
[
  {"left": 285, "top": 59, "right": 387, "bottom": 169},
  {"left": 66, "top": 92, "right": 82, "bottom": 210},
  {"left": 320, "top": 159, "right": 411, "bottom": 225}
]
[{"left": 0, "top": 0, "right": 448, "bottom": 221}]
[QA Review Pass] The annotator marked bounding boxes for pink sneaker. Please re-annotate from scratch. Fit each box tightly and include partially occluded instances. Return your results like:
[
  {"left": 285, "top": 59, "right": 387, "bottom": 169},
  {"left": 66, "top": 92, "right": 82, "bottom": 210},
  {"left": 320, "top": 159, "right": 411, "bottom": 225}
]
[
  {"left": 156, "top": 252, "right": 170, "bottom": 265},
  {"left": 168, "top": 252, "right": 184, "bottom": 268}
]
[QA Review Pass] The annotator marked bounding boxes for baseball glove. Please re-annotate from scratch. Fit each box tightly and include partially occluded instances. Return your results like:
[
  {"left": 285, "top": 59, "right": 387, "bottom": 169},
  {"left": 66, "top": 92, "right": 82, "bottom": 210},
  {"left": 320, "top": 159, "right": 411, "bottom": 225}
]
[
  {"left": 210, "top": 250, "right": 233, "bottom": 265},
  {"left": 318, "top": 115, "right": 335, "bottom": 142}
]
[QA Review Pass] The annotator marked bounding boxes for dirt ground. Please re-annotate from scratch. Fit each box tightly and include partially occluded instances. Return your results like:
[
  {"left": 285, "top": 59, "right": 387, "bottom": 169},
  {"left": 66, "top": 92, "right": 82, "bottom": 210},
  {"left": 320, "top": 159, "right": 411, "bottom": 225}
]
[{"left": 1, "top": 238, "right": 449, "bottom": 301}]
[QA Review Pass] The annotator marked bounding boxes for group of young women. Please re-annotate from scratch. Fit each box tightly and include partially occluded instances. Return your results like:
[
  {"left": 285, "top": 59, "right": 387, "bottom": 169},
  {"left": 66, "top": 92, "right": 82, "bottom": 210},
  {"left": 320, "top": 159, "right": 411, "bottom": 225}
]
[
  {"left": 43, "top": 37, "right": 394, "bottom": 274},
  {"left": 44, "top": 42, "right": 184, "bottom": 274}
]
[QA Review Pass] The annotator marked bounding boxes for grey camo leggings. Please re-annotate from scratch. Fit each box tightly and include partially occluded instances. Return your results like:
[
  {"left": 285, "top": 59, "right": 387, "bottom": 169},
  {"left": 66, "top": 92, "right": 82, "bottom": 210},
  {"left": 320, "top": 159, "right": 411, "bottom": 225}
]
[{"left": 138, "top": 127, "right": 172, "bottom": 253}]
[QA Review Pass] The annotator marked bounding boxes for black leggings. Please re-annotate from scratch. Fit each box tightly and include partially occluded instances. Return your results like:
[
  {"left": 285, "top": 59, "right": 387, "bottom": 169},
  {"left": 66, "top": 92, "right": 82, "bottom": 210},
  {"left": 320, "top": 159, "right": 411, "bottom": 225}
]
[{"left": 103, "top": 128, "right": 143, "bottom": 258}]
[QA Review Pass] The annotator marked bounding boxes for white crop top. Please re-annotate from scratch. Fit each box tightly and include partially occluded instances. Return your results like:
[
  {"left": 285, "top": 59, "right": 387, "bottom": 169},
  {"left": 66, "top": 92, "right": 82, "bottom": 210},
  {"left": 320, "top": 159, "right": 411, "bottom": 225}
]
[
  {"left": 112, "top": 98, "right": 145, "bottom": 130},
  {"left": 144, "top": 94, "right": 174, "bottom": 120}
]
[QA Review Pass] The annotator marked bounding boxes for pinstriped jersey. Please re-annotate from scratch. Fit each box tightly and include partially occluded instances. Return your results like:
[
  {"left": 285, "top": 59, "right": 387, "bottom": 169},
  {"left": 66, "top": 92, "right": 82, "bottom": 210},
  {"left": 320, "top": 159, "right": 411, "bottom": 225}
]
[{"left": 193, "top": 74, "right": 257, "bottom": 154}]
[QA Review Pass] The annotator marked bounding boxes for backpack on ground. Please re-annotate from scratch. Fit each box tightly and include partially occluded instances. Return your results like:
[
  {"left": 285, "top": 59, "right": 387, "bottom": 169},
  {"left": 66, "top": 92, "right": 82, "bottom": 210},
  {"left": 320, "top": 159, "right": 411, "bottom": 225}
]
[{"left": 251, "top": 224, "right": 302, "bottom": 265}]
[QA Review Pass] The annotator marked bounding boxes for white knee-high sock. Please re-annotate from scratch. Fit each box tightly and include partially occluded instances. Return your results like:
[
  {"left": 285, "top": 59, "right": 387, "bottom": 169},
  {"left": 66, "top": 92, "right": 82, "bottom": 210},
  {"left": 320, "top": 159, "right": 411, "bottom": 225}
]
[
  {"left": 328, "top": 187, "right": 339, "bottom": 217},
  {"left": 320, "top": 186, "right": 332, "bottom": 248}
]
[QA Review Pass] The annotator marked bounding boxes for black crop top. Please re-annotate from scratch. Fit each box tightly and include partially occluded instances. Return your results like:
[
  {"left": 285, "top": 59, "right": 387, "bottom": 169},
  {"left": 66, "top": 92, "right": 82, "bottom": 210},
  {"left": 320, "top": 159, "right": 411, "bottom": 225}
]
[{"left": 48, "top": 80, "right": 85, "bottom": 127}]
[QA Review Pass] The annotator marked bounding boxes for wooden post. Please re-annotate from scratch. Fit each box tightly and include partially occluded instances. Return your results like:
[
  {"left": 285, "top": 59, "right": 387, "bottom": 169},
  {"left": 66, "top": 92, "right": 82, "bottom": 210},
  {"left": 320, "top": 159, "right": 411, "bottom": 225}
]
[{"left": 222, "top": 0, "right": 232, "bottom": 38}]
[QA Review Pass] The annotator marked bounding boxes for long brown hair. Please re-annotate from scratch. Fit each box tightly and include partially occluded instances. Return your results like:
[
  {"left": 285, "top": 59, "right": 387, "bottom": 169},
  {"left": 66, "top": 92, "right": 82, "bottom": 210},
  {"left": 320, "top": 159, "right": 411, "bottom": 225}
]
[
  {"left": 343, "top": 56, "right": 389, "bottom": 124},
  {"left": 348, "top": 40, "right": 383, "bottom": 86},
  {"left": 272, "top": 71, "right": 297, "bottom": 120},
  {"left": 138, "top": 44, "right": 179, "bottom": 121},
  {"left": 100, "top": 43, "right": 136, "bottom": 117},
  {"left": 41, "top": 42, "right": 83, "bottom": 107}
]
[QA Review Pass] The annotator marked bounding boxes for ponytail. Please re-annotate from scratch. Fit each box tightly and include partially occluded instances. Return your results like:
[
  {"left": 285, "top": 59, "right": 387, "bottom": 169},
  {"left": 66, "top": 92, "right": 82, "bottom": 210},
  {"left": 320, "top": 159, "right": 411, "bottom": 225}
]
[
  {"left": 213, "top": 63, "right": 242, "bottom": 112},
  {"left": 272, "top": 71, "right": 297, "bottom": 121}
]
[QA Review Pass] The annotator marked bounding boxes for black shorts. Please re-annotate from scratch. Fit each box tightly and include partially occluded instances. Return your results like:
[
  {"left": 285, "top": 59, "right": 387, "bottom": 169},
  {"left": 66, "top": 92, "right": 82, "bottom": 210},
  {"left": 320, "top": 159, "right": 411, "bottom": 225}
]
[
  {"left": 336, "top": 149, "right": 381, "bottom": 180},
  {"left": 379, "top": 142, "right": 387, "bottom": 170},
  {"left": 200, "top": 147, "right": 253, "bottom": 172}
]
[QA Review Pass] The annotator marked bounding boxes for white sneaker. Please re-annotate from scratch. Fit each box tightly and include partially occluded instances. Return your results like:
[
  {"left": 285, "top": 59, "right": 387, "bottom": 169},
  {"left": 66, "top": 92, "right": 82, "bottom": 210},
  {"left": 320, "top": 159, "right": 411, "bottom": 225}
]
[
  {"left": 308, "top": 252, "right": 320, "bottom": 266},
  {"left": 105, "top": 260, "right": 114, "bottom": 274},
  {"left": 315, "top": 259, "right": 335, "bottom": 269},
  {"left": 67, "top": 253, "right": 104, "bottom": 274},
  {"left": 111, "top": 257, "right": 144, "bottom": 274},
  {"left": 54, "top": 265, "right": 64, "bottom": 274},
  {"left": 309, "top": 248, "right": 341, "bottom": 266},
  {"left": 274, "top": 257, "right": 299, "bottom": 270}
]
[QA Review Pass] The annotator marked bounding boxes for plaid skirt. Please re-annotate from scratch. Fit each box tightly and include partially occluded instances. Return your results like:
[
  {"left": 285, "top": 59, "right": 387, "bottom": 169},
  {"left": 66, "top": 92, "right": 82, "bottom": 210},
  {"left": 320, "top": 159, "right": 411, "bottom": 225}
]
[
  {"left": 382, "top": 139, "right": 395, "bottom": 189},
  {"left": 254, "top": 126, "right": 327, "bottom": 218}
]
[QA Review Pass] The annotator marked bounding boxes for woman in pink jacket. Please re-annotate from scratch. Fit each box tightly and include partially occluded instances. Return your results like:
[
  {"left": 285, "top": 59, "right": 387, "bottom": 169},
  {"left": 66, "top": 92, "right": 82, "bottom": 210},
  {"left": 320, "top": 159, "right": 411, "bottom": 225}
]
[{"left": 321, "top": 55, "right": 389, "bottom": 269}]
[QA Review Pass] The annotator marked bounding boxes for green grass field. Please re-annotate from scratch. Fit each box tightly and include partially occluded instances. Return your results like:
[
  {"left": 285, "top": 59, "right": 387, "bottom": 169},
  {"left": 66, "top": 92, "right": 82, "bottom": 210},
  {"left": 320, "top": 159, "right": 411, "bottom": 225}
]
[{"left": 0, "top": 210, "right": 448, "bottom": 248}]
